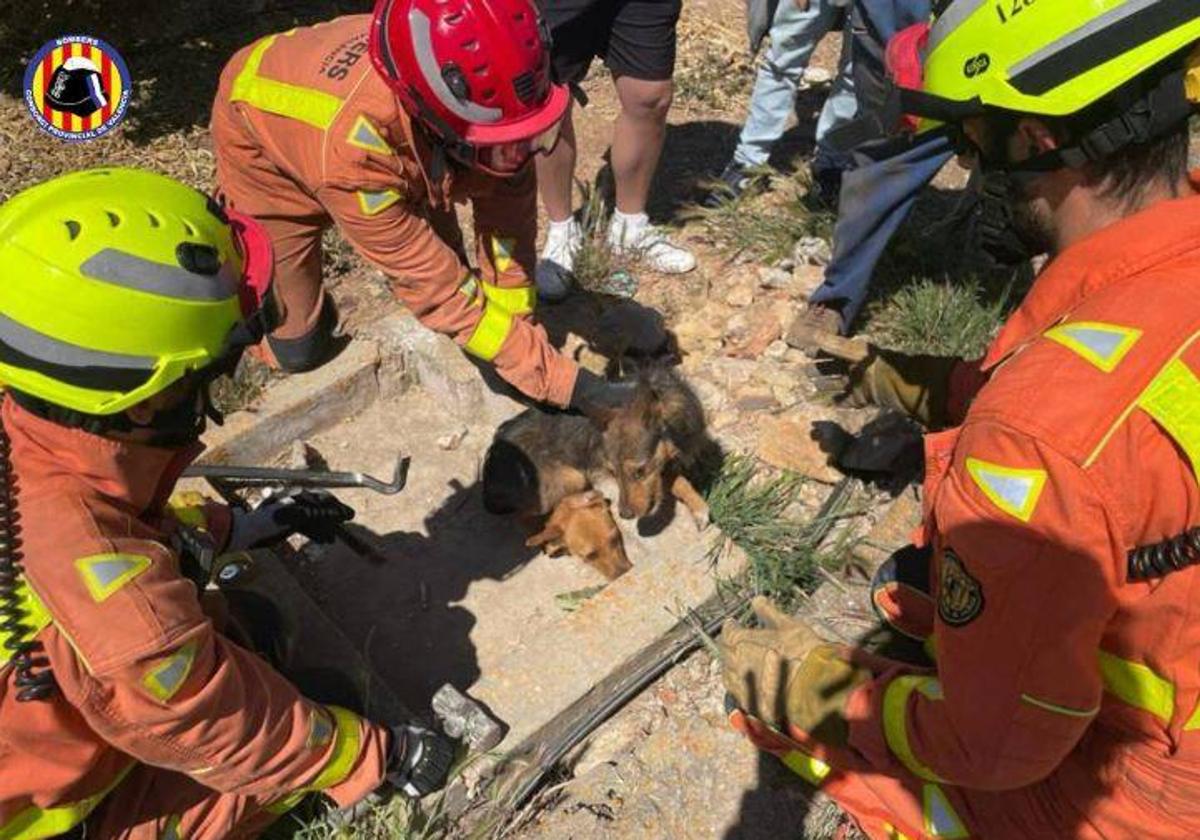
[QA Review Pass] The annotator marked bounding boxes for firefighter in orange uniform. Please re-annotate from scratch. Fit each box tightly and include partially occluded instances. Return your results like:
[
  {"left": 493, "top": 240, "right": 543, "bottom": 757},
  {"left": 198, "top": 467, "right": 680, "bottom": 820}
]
[
  {"left": 720, "top": 5, "right": 1200, "bottom": 839},
  {"left": 210, "top": 0, "right": 624, "bottom": 415},
  {"left": 0, "top": 168, "right": 454, "bottom": 839}
]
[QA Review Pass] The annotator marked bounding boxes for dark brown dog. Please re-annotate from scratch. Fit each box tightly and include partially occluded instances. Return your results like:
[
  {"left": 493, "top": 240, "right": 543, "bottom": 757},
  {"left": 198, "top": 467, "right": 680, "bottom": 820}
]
[
  {"left": 482, "top": 360, "right": 715, "bottom": 528},
  {"left": 525, "top": 491, "right": 632, "bottom": 580}
]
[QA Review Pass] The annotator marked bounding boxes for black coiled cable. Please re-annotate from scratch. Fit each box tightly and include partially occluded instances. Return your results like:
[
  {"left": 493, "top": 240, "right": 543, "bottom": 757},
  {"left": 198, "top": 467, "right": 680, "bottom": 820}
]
[
  {"left": 1127, "top": 527, "right": 1200, "bottom": 582},
  {"left": 0, "top": 414, "right": 55, "bottom": 701}
]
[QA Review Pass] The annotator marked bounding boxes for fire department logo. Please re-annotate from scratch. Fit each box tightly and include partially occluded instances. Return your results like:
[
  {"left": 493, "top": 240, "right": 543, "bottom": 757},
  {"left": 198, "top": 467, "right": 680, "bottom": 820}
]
[
  {"left": 23, "top": 35, "right": 131, "bottom": 142},
  {"left": 938, "top": 548, "right": 984, "bottom": 627}
]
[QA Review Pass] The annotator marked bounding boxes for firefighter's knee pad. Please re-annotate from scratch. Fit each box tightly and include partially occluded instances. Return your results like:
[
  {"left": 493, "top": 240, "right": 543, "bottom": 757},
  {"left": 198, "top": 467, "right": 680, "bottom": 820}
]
[{"left": 267, "top": 298, "right": 338, "bottom": 373}]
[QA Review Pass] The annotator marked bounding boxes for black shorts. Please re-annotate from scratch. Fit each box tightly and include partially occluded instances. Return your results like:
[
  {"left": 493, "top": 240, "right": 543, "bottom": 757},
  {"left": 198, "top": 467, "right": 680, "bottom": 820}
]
[{"left": 539, "top": 0, "right": 683, "bottom": 85}]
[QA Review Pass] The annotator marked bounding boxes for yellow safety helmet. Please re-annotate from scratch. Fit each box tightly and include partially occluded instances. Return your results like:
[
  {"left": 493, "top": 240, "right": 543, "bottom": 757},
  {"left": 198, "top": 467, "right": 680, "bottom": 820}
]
[
  {"left": 0, "top": 168, "right": 278, "bottom": 416},
  {"left": 909, "top": 0, "right": 1200, "bottom": 120}
]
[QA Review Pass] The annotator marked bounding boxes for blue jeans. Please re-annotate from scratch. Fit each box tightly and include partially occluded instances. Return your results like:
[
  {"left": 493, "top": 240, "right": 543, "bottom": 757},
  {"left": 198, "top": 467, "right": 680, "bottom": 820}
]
[
  {"left": 809, "top": 131, "right": 955, "bottom": 329},
  {"left": 732, "top": 0, "right": 858, "bottom": 169},
  {"left": 807, "top": 0, "right": 947, "bottom": 333}
]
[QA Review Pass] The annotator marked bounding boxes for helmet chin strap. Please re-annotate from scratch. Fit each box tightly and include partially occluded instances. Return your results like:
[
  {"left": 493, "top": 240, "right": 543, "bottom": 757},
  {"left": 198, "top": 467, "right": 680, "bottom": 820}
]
[{"left": 981, "top": 66, "right": 1192, "bottom": 178}]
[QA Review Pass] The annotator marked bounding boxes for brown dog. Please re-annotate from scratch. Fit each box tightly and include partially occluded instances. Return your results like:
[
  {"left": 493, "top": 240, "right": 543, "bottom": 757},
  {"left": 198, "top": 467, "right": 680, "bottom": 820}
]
[
  {"left": 482, "top": 360, "right": 716, "bottom": 527},
  {"left": 525, "top": 491, "right": 632, "bottom": 580}
]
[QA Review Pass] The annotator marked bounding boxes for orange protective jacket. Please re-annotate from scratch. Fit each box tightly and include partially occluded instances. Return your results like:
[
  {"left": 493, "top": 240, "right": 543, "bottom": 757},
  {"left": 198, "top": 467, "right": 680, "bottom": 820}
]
[
  {"left": 211, "top": 15, "right": 578, "bottom": 407},
  {"left": 824, "top": 177, "right": 1200, "bottom": 839},
  {"left": 0, "top": 400, "right": 388, "bottom": 837}
]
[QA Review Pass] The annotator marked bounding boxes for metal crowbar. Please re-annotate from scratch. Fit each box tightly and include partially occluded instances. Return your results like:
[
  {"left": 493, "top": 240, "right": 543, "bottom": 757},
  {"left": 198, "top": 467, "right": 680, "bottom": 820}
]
[{"left": 183, "top": 455, "right": 410, "bottom": 495}]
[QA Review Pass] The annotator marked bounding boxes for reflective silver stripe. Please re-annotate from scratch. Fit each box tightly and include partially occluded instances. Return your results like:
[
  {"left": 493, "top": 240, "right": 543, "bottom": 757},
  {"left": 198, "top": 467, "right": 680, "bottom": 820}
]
[
  {"left": 1007, "top": 0, "right": 1157, "bottom": 81},
  {"left": 928, "top": 0, "right": 988, "bottom": 53},
  {"left": 80, "top": 249, "right": 238, "bottom": 302},
  {"left": 0, "top": 313, "right": 155, "bottom": 371},
  {"left": 408, "top": 8, "right": 502, "bottom": 125}
]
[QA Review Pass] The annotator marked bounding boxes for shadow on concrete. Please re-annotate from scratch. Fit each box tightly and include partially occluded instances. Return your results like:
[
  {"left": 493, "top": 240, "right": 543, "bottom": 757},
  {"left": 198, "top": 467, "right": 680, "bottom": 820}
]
[{"left": 303, "top": 478, "right": 540, "bottom": 716}]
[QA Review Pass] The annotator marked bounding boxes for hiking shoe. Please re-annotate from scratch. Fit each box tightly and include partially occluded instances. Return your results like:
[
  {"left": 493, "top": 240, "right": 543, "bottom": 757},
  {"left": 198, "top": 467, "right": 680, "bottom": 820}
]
[
  {"left": 608, "top": 215, "right": 696, "bottom": 274},
  {"left": 785, "top": 302, "right": 844, "bottom": 355},
  {"left": 536, "top": 218, "right": 583, "bottom": 302},
  {"left": 702, "top": 161, "right": 757, "bottom": 209}
]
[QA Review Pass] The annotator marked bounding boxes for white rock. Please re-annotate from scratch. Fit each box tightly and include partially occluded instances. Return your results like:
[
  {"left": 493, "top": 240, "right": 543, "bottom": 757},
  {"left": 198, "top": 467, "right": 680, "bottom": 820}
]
[
  {"left": 437, "top": 427, "right": 469, "bottom": 451},
  {"left": 793, "top": 236, "right": 833, "bottom": 267}
]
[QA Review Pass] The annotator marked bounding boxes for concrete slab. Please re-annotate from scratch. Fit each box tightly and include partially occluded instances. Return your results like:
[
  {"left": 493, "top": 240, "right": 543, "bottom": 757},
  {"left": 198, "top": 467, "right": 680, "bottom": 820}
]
[
  {"left": 295, "top": 392, "right": 745, "bottom": 750},
  {"left": 201, "top": 339, "right": 382, "bottom": 465}
]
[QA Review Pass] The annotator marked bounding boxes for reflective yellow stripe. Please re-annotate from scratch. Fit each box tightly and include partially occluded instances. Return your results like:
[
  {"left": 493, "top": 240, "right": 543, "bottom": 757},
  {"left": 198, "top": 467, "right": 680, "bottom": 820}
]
[
  {"left": 267, "top": 706, "right": 363, "bottom": 814},
  {"left": 780, "top": 750, "right": 832, "bottom": 786},
  {"left": 0, "top": 763, "right": 133, "bottom": 840},
  {"left": 463, "top": 304, "right": 515, "bottom": 361},
  {"left": 882, "top": 676, "right": 948, "bottom": 783},
  {"left": 1185, "top": 700, "right": 1200, "bottom": 731},
  {"left": 1020, "top": 693, "right": 1099, "bottom": 719},
  {"left": 481, "top": 280, "right": 535, "bottom": 316},
  {"left": 230, "top": 35, "right": 344, "bottom": 130},
  {"left": 1087, "top": 330, "right": 1200, "bottom": 467},
  {"left": 0, "top": 579, "right": 51, "bottom": 669},
  {"left": 167, "top": 491, "right": 209, "bottom": 529},
  {"left": 1097, "top": 650, "right": 1174, "bottom": 722},
  {"left": 1137, "top": 358, "right": 1200, "bottom": 479}
]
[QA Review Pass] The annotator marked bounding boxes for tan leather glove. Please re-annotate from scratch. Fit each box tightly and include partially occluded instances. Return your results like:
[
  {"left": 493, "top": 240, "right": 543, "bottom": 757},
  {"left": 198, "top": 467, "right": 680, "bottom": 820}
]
[
  {"left": 808, "top": 339, "right": 961, "bottom": 428},
  {"left": 720, "top": 597, "right": 869, "bottom": 747}
]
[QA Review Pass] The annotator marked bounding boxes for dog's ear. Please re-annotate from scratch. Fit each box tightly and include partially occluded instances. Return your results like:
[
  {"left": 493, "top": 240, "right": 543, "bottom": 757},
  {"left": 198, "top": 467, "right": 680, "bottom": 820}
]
[{"left": 526, "top": 523, "right": 565, "bottom": 552}]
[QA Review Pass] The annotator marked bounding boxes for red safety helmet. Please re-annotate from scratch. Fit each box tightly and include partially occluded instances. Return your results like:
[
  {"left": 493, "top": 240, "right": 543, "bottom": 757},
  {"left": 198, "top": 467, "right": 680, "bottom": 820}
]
[{"left": 370, "top": 0, "right": 569, "bottom": 174}]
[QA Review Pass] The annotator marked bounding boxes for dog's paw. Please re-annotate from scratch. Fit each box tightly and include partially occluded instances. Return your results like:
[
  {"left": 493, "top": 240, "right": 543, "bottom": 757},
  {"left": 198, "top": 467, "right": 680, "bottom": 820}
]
[{"left": 690, "top": 505, "right": 712, "bottom": 532}]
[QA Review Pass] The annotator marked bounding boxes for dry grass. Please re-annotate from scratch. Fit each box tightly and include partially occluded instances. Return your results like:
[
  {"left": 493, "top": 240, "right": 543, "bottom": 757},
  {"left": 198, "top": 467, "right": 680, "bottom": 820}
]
[
  {"left": 685, "top": 177, "right": 836, "bottom": 265},
  {"left": 672, "top": 14, "right": 754, "bottom": 112}
]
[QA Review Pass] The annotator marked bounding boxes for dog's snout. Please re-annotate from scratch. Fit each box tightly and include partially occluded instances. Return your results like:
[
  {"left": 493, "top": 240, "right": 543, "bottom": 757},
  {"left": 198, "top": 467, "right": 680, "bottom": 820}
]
[{"left": 618, "top": 504, "right": 636, "bottom": 520}]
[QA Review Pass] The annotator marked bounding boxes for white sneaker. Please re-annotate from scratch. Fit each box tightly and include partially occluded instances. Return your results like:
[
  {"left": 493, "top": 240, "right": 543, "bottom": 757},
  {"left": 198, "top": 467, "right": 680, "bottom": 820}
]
[
  {"left": 536, "top": 219, "right": 582, "bottom": 302},
  {"left": 607, "top": 214, "right": 696, "bottom": 274}
]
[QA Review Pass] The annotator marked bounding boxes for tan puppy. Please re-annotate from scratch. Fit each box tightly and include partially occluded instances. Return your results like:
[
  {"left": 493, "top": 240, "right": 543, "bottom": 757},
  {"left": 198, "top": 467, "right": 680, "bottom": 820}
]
[{"left": 525, "top": 491, "right": 632, "bottom": 581}]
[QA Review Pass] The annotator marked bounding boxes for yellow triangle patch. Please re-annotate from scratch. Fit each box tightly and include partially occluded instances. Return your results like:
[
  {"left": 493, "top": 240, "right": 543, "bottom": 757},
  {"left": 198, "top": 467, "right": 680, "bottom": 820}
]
[
  {"left": 965, "top": 457, "right": 1047, "bottom": 523},
  {"left": 143, "top": 642, "right": 198, "bottom": 702},
  {"left": 1045, "top": 321, "right": 1141, "bottom": 372},
  {"left": 923, "top": 784, "right": 968, "bottom": 839},
  {"left": 76, "top": 553, "right": 152, "bottom": 603},
  {"left": 347, "top": 115, "right": 392, "bottom": 155},
  {"left": 491, "top": 236, "right": 517, "bottom": 274},
  {"left": 357, "top": 188, "right": 402, "bottom": 216}
]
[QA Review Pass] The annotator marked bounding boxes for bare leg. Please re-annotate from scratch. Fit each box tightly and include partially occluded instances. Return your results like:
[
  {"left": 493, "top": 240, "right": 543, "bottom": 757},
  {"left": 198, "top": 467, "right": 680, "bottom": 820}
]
[
  {"left": 535, "top": 104, "right": 578, "bottom": 223},
  {"left": 610, "top": 75, "right": 673, "bottom": 215},
  {"left": 671, "top": 473, "right": 710, "bottom": 530}
]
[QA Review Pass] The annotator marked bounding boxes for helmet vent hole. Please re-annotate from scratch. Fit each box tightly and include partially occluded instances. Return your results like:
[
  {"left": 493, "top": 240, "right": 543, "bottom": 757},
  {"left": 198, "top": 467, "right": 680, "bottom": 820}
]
[
  {"left": 441, "top": 64, "right": 470, "bottom": 101},
  {"left": 182, "top": 219, "right": 198, "bottom": 237},
  {"left": 512, "top": 72, "right": 536, "bottom": 104},
  {"left": 464, "top": 39, "right": 480, "bottom": 52},
  {"left": 105, "top": 211, "right": 121, "bottom": 227},
  {"left": 64, "top": 220, "right": 81, "bottom": 240},
  {"left": 147, "top": 212, "right": 161, "bottom": 228},
  {"left": 445, "top": 11, "right": 463, "bottom": 24},
  {"left": 176, "top": 242, "right": 221, "bottom": 276},
  {"left": 482, "top": 88, "right": 496, "bottom": 102}
]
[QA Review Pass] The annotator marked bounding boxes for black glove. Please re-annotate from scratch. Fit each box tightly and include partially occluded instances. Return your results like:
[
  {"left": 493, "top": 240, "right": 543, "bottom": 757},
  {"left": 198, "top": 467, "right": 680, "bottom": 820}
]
[
  {"left": 228, "top": 490, "right": 355, "bottom": 550},
  {"left": 569, "top": 369, "right": 639, "bottom": 422},
  {"left": 386, "top": 724, "right": 456, "bottom": 798}
]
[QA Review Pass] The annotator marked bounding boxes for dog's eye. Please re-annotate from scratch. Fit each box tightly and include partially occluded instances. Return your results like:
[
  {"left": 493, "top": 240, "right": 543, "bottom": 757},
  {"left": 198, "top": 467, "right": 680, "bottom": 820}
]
[{"left": 630, "top": 463, "right": 649, "bottom": 480}]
